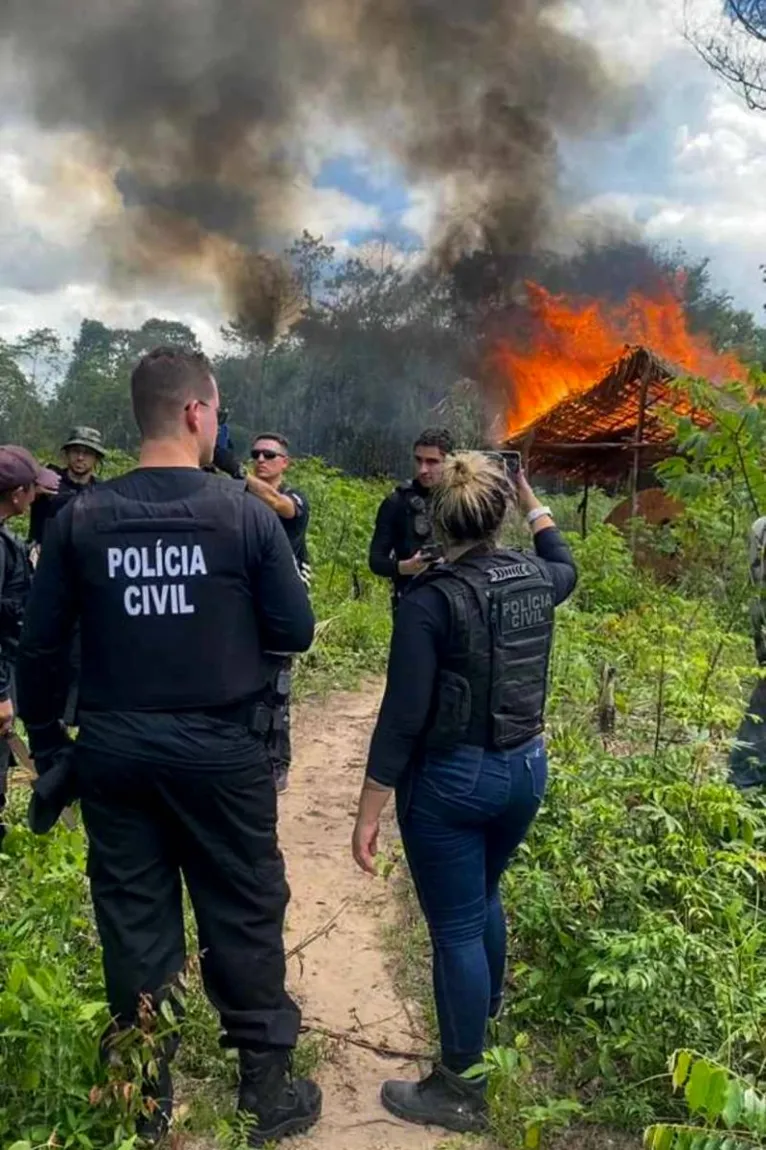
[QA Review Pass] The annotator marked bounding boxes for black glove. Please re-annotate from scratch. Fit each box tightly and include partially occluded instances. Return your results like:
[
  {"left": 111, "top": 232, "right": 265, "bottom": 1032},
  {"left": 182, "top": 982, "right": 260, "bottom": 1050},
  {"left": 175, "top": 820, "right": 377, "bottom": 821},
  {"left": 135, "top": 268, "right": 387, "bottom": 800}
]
[
  {"left": 26, "top": 720, "right": 71, "bottom": 761},
  {"left": 28, "top": 743, "right": 79, "bottom": 835}
]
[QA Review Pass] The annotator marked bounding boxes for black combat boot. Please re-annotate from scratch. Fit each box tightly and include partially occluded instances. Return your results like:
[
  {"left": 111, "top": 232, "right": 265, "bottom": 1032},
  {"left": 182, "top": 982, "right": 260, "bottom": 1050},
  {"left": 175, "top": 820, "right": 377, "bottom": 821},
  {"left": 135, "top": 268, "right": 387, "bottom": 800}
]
[
  {"left": 135, "top": 1054, "right": 173, "bottom": 1147},
  {"left": 238, "top": 1049, "right": 322, "bottom": 1146},
  {"left": 381, "top": 1064, "right": 488, "bottom": 1134}
]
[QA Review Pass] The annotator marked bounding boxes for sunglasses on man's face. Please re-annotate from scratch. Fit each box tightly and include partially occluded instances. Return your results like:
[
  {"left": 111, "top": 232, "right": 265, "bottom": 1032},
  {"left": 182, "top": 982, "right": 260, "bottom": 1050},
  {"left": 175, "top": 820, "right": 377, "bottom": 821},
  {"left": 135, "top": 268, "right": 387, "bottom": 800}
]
[{"left": 251, "top": 449, "right": 285, "bottom": 461}]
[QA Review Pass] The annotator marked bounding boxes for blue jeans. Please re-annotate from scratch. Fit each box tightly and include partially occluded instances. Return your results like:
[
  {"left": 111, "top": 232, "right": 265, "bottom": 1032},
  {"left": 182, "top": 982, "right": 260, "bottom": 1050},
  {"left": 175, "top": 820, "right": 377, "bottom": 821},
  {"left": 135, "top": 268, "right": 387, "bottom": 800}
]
[{"left": 397, "top": 737, "right": 547, "bottom": 1072}]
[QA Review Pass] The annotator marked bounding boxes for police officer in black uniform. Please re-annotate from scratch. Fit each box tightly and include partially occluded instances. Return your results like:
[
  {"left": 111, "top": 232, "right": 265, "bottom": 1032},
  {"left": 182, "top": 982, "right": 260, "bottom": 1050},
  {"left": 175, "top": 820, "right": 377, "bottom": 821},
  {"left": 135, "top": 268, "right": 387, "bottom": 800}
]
[
  {"left": 245, "top": 432, "right": 311, "bottom": 794},
  {"left": 28, "top": 426, "right": 106, "bottom": 727},
  {"left": 0, "top": 447, "right": 59, "bottom": 846},
  {"left": 17, "top": 348, "right": 322, "bottom": 1146},
  {"left": 368, "top": 427, "right": 454, "bottom": 617},
  {"left": 353, "top": 453, "right": 577, "bottom": 1135},
  {"left": 28, "top": 425, "right": 105, "bottom": 551}
]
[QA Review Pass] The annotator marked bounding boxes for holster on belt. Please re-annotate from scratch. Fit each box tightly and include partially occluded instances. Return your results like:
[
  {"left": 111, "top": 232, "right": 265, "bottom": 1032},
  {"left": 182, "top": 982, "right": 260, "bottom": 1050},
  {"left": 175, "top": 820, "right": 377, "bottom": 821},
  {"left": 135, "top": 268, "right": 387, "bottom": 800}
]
[{"left": 248, "top": 701, "right": 274, "bottom": 736}]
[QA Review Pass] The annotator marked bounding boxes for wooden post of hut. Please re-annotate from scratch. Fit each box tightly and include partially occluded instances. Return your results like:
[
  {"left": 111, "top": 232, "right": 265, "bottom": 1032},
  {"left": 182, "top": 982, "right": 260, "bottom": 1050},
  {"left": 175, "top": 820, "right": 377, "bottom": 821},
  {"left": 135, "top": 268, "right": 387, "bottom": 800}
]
[
  {"left": 630, "top": 366, "right": 651, "bottom": 551},
  {"left": 578, "top": 470, "right": 590, "bottom": 539}
]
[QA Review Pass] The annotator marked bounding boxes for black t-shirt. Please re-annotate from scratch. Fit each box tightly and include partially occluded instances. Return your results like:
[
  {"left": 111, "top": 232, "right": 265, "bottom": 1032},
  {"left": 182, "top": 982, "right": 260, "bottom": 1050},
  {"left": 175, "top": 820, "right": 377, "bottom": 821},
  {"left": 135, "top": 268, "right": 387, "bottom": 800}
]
[
  {"left": 279, "top": 486, "right": 310, "bottom": 582},
  {"left": 18, "top": 467, "right": 314, "bottom": 768},
  {"left": 366, "top": 527, "right": 578, "bottom": 788},
  {"left": 28, "top": 466, "right": 99, "bottom": 547}
]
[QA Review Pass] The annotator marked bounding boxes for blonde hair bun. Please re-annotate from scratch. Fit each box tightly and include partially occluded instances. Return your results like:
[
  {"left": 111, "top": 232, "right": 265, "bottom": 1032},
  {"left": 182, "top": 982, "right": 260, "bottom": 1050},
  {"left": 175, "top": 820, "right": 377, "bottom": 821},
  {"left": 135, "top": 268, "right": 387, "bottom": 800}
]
[{"left": 433, "top": 451, "right": 512, "bottom": 546}]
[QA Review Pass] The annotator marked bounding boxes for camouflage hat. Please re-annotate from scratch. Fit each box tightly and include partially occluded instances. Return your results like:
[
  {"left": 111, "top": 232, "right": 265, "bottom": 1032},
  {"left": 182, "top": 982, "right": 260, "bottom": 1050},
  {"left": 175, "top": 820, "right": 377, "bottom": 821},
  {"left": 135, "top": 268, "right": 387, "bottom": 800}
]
[{"left": 61, "top": 426, "right": 105, "bottom": 457}]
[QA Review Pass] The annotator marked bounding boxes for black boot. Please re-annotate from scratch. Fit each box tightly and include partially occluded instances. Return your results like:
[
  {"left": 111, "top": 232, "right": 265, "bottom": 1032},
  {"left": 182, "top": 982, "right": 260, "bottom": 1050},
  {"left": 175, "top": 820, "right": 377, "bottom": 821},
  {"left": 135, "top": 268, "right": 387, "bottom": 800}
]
[
  {"left": 381, "top": 1064, "right": 488, "bottom": 1134},
  {"left": 135, "top": 1056, "right": 173, "bottom": 1147},
  {"left": 137, "top": 1030, "right": 180, "bottom": 1145},
  {"left": 238, "top": 1049, "right": 322, "bottom": 1146}
]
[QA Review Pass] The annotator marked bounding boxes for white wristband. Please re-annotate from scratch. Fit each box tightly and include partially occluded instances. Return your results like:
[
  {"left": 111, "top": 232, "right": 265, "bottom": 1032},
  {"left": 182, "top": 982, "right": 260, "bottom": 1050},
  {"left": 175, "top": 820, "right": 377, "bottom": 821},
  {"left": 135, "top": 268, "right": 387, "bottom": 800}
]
[{"left": 526, "top": 506, "right": 553, "bottom": 526}]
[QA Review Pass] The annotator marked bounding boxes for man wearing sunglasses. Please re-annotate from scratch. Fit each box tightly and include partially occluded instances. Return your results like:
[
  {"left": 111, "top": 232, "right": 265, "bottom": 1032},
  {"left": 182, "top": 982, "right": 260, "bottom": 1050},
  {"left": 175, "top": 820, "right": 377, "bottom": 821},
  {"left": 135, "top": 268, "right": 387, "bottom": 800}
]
[{"left": 245, "top": 433, "right": 310, "bottom": 795}]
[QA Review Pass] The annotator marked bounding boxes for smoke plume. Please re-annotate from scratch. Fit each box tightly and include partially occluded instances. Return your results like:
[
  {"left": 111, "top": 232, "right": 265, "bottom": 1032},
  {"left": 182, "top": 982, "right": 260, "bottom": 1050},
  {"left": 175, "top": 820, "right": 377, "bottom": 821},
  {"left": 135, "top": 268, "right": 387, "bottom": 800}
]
[{"left": 0, "top": 0, "right": 631, "bottom": 332}]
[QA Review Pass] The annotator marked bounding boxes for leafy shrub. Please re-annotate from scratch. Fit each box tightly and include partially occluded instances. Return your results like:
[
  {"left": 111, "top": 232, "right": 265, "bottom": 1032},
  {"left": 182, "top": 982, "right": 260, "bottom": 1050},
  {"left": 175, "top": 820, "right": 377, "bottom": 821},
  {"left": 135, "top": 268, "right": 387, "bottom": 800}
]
[{"left": 646, "top": 1049, "right": 766, "bottom": 1148}]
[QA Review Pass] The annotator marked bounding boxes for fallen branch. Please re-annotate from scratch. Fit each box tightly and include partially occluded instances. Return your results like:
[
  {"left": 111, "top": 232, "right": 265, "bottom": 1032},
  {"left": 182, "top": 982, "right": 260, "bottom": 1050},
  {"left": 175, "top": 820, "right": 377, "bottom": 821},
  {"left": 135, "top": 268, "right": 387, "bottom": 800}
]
[
  {"left": 300, "top": 1021, "right": 430, "bottom": 1062},
  {"left": 285, "top": 898, "right": 351, "bottom": 961}
]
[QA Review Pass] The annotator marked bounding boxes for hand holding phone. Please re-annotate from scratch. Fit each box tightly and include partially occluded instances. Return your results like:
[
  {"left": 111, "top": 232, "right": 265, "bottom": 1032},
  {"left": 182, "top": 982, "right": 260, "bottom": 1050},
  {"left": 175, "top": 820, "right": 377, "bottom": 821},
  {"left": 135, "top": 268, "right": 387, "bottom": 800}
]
[{"left": 497, "top": 450, "right": 521, "bottom": 477}]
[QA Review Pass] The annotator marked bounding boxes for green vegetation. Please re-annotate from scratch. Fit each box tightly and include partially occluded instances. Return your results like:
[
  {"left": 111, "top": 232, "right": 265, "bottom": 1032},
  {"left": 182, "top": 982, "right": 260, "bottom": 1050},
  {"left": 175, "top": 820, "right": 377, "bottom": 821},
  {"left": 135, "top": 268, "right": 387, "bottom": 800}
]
[{"left": 5, "top": 375, "right": 766, "bottom": 1150}]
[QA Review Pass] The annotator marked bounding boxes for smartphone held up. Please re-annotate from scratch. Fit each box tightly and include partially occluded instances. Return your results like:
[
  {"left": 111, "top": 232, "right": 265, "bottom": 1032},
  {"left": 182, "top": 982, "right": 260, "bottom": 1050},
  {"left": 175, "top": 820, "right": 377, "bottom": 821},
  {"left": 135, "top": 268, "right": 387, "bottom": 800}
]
[{"left": 498, "top": 450, "right": 522, "bottom": 476}]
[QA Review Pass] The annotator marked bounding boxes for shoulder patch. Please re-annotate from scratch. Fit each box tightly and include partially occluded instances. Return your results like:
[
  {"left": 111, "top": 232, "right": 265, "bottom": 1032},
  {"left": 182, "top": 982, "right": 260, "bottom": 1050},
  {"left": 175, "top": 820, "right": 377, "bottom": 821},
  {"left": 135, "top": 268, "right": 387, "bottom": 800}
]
[{"left": 487, "top": 561, "right": 536, "bottom": 584}]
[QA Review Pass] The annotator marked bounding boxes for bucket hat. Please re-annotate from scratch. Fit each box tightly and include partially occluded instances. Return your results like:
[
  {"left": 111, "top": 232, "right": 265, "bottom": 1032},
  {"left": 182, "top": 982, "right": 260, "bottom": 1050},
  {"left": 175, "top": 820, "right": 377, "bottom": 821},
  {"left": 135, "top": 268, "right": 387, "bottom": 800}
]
[{"left": 61, "top": 427, "right": 105, "bottom": 457}]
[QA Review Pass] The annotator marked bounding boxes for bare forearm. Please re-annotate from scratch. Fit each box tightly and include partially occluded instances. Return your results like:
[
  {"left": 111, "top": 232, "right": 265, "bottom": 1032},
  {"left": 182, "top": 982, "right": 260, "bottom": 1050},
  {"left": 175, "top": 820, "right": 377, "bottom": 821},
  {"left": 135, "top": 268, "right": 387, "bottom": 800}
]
[
  {"left": 357, "top": 777, "right": 393, "bottom": 823},
  {"left": 245, "top": 475, "right": 296, "bottom": 519},
  {"left": 517, "top": 475, "right": 555, "bottom": 533}
]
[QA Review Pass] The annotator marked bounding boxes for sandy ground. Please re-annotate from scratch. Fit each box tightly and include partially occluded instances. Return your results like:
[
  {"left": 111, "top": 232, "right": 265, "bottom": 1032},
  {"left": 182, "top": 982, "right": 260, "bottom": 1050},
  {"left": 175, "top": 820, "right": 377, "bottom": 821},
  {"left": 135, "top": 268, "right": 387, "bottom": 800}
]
[{"left": 277, "top": 683, "right": 447, "bottom": 1150}]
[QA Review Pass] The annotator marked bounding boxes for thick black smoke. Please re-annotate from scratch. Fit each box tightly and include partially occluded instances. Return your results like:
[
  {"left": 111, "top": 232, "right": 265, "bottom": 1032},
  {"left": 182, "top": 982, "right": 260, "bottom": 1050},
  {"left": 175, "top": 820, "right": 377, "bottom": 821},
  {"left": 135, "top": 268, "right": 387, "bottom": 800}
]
[{"left": 0, "top": 0, "right": 630, "bottom": 332}]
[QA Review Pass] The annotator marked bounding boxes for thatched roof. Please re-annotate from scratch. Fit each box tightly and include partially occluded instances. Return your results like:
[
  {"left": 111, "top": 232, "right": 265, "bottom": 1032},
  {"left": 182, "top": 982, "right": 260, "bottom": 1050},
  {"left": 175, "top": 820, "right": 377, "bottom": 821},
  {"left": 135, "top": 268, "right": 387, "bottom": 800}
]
[{"left": 505, "top": 346, "right": 698, "bottom": 482}]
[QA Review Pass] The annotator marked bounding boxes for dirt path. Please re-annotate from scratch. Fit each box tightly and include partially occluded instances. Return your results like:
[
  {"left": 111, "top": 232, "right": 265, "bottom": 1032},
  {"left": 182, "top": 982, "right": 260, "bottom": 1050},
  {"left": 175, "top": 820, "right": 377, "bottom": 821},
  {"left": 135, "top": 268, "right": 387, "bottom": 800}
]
[{"left": 280, "top": 683, "right": 446, "bottom": 1150}]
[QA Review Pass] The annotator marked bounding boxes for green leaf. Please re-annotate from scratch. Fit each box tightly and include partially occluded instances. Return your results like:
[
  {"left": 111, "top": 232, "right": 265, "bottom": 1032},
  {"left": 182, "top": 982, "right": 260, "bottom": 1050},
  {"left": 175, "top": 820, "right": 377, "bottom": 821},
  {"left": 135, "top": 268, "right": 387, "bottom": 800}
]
[
  {"left": 706, "top": 1069, "right": 729, "bottom": 1118},
  {"left": 77, "top": 1001, "right": 105, "bottom": 1022},
  {"left": 721, "top": 1078, "right": 743, "bottom": 1128},
  {"left": 159, "top": 998, "right": 176, "bottom": 1026},
  {"left": 7, "top": 961, "right": 26, "bottom": 995},
  {"left": 742, "top": 1086, "right": 766, "bottom": 1134},
  {"left": 644, "top": 1128, "right": 674, "bottom": 1150},
  {"left": 6, "top": 1142, "right": 33, "bottom": 1150},
  {"left": 686, "top": 1058, "right": 712, "bottom": 1113},
  {"left": 673, "top": 1050, "right": 694, "bottom": 1090},
  {"left": 25, "top": 975, "right": 49, "bottom": 1004},
  {"left": 524, "top": 1124, "right": 542, "bottom": 1150}
]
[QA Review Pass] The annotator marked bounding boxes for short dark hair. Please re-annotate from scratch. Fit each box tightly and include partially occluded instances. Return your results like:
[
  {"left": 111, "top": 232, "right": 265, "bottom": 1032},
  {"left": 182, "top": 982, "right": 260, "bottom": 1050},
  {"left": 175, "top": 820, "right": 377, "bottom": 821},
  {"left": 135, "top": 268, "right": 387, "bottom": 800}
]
[
  {"left": 253, "top": 432, "right": 289, "bottom": 451},
  {"left": 414, "top": 427, "right": 454, "bottom": 455},
  {"left": 131, "top": 347, "right": 215, "bottom": 439}
]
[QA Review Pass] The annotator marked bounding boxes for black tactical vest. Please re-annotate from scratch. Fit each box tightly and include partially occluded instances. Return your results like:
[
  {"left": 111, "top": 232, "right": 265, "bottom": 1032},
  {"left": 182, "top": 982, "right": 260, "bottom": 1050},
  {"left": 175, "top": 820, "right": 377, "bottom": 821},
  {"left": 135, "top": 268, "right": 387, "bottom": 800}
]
[
  {"left": 0, "top": 527, "right": 32, "bottom": 652},
  {"left": 396, "top": 482, "right": 434, "bottom": 557},
  {"left": 69, "top": 480, "right": 269, "bottom": 711},
  {"left": 423, "top": 550, "right": 556, "bottom": 751}
]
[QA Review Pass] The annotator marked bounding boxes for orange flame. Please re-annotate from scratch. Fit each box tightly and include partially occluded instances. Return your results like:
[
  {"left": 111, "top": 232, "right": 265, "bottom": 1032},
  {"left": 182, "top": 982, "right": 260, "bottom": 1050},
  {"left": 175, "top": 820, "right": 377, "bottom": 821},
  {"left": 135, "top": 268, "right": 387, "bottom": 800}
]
[{"left": 491, "top": 282, "right": 748, "bottom": 437}]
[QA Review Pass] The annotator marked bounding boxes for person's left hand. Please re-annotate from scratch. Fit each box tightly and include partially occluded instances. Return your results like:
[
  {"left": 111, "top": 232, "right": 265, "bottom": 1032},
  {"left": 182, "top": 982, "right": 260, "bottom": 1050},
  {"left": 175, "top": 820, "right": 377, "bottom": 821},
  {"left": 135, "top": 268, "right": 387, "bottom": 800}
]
[
  {"left": 352, "top": 816, "right": 380, "bottom": 875},
  {"left": 36, "top": 474, "right": 60, "bottom": 497}
]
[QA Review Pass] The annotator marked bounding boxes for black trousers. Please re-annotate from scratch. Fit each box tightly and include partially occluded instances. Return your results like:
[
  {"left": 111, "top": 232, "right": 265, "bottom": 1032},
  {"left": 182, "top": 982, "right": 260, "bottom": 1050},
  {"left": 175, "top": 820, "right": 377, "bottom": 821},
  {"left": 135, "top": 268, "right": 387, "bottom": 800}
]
[
  {"left": 63, "top": 629, "right": 81, "bottom": 727},
  {"left": 76, "top": 747, "right": 300, "bottom": 1050}
]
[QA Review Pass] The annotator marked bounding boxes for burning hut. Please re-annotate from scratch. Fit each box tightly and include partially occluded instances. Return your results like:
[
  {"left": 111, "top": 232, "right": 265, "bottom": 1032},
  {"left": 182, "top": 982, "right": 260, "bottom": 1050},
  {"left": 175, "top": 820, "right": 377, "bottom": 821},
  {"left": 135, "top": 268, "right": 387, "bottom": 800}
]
[
  {"left": 505, "top": 345, "right": 697, "bottom": 486},
  {"left": 492, "top": 282, "right": 747, "bottom": 537}
]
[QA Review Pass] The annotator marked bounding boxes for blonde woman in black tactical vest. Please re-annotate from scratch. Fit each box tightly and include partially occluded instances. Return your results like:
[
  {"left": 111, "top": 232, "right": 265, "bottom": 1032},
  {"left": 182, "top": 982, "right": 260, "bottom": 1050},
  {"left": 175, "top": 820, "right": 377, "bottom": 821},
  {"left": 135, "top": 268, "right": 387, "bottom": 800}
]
[{"left": 352, "top": 452, "right": 577, "bottom": 1135}]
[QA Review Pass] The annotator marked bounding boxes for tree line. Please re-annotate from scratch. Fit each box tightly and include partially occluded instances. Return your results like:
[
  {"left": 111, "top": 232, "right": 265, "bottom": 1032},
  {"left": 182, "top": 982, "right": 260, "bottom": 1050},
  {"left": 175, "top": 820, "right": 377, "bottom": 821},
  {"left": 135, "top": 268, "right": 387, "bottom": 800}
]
[{"left": 2, "top": 233, "right": 764, "bottom": 478}]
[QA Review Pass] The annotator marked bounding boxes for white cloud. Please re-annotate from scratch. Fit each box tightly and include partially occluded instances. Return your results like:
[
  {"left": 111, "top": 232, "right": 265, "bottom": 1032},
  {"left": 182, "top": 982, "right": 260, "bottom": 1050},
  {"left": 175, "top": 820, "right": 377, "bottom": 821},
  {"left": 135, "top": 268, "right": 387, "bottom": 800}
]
[
  {"left": 289, "top": 182, "right": 381, "bottom": 239},
  {"left": 562, "top": 0, "right": 766, "bottom": 315}
]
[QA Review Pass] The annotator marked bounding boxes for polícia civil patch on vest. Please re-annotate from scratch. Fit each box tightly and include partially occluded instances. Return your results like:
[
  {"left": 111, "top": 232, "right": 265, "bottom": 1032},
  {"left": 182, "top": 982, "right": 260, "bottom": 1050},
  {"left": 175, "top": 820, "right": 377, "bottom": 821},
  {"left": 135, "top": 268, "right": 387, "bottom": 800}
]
[
  {"left": 498, "top": 590, "right": 554, "bottom": 631},
  {"left": 107, "top": 542, "right": 208, "bottom": 616}
]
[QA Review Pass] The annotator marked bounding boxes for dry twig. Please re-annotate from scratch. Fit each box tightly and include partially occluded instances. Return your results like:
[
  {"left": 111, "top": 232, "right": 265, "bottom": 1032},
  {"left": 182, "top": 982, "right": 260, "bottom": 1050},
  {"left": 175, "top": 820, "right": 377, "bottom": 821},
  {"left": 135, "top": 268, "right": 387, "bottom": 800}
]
[
  {"left": 285, "top": 898, "right": 351, "bottom": 961},
  {"left": 300, "top": 1021, "right": 429, "bottom": 1062}
]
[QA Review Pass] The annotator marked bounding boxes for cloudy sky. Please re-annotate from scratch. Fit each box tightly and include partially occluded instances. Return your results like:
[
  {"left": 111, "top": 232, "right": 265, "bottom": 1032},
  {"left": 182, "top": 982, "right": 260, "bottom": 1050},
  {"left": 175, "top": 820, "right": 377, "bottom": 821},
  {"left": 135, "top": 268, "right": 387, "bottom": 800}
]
[{"left": 0, "top": 0, "right": 764, "bottom": 350}]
